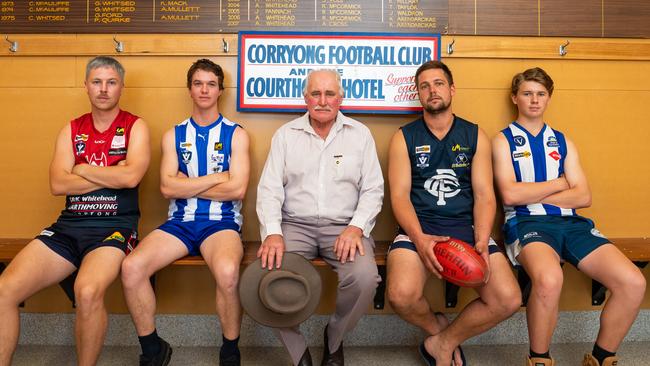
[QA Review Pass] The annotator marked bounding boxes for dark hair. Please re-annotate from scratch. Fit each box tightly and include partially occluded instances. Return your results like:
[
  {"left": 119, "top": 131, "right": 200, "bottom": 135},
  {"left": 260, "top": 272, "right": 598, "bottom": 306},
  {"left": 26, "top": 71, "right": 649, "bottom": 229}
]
[
  {"left": 86, "top": 56, "right": 125, "bottom": 81},
  {"left": 415, "top": 60, "right": 454, "bottom": 86},
  {"left": 187, "top": 59, "right": 224, "bottom": 90},
  {"left": 511, "top": 67, "right": 554, "bottom": 96}
]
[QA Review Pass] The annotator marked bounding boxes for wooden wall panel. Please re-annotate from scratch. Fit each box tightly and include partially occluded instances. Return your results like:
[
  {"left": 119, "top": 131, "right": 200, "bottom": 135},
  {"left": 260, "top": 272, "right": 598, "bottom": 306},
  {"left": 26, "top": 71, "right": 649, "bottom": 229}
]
[
  {"left": 448, "top": 0, "right": 475, "bottom": 35},
  {"left": 476, "top": 0, "right": 538, "bottom": 36},
  {"left": 605, "top": 0, "right": 650, "bottom": 38},
  {"left": 541, "top": 0, "right": 602, "bottom": 37}
]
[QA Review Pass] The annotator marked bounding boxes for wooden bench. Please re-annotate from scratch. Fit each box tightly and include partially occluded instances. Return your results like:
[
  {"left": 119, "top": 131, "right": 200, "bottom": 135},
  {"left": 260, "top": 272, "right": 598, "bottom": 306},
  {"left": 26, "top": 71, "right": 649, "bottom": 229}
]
[{"left": 2, "top": 238, "right": 648, "bottom": 309}]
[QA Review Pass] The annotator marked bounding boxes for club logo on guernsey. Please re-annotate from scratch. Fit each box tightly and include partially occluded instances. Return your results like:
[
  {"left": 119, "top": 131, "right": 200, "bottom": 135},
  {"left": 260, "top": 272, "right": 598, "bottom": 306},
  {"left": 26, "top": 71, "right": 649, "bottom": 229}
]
[
  {"left": 182, "top": 151, "right": 192, "bottom": 164},
  {"left": 424, "top": 169, "right": 460, "bottom": 205},
  {"left": 88, "top": 152, "right": 107, "bottom": 166},
  {"left": 513, "top": 135, "right": 526, "bottom": 146}
]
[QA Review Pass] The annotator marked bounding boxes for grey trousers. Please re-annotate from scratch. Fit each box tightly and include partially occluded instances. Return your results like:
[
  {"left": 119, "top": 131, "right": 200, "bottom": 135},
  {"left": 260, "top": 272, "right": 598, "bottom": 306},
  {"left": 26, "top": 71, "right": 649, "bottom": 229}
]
[{"left": 275, "top": 221, "right": 380, "bottom": 365}]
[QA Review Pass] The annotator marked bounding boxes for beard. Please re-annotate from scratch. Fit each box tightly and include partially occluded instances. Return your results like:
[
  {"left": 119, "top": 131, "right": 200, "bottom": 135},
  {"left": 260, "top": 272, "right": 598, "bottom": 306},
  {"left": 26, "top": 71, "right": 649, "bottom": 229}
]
[{"left": 422, "top": 98, "right": 451, "bottom": 115}]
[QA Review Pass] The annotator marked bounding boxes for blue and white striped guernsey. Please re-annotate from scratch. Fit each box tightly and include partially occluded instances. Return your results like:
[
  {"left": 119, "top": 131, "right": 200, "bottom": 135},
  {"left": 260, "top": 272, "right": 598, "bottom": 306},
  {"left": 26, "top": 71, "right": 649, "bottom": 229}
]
[
  {"left": 501, "top": 122, "right": 575, "bottom": 222},
  {"left": 167, "top": 115, "right": 242, "bottom": 226}
]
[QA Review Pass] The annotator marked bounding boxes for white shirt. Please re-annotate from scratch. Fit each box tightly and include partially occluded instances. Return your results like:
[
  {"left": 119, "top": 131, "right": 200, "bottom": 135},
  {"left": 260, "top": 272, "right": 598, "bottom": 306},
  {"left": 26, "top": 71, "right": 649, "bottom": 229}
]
[{"left": 257, "top": 112, "right": 384, "bottom": 240}]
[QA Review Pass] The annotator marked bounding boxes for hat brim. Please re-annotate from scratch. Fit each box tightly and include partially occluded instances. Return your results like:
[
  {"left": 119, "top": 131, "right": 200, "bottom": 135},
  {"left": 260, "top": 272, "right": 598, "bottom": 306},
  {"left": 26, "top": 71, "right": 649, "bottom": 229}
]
[{"left": 240, "top": 252, "right": 322, "bottom": 328}]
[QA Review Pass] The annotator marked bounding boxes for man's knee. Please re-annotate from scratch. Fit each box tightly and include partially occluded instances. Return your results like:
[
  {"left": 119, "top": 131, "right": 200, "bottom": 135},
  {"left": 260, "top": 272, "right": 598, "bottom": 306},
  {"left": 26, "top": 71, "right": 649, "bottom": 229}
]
[
  {"left": 387, "top": 282, "right": 422, "bottom": 313},
  {"left": 121, "top": 255, "right": 148, "bottom": 288},
  {"left": 214, "top": 260, "right": 240, "bottom": 294},
  {"left": 74, "top": 282, "right": 105, "bottom": 312},
  {"left": 488, "top": 284, "right": 522, "bottom": 317},
  {"left": 617, "top": 268, "right": 646, "bottom": 303},
  {"left": 530, "top": 270, "right": 563, "bottom": 300},
  {"left": 0, "top": 276, "right": 25, "bottom": 307},
  {"left": 339, "top": 262, "right": 379, "bottom": 296}
]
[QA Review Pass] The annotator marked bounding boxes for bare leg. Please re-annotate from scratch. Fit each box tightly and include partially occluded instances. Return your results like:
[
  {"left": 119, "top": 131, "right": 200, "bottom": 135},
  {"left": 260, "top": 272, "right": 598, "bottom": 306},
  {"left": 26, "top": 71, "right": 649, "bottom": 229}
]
[
  {"left": 424, "top": 253, "right": 521, "bottom": 366},
  {"left": 578, "top": 244, "right": 646, "bottom": 351},
  {"left": 0, "top": 240, "right": 76, "bottom": 366},
  {"left": 121, "top": 230, "right": 189, "bottom": 336},
  {"left": 517, "top": 242, "right": 564, "bottom": 355},
  {"left": 73, "top": 246, "right": 125, "bottom": 366},
  {"left": 199, "top": 230, "right": 244, "bottom": 340}
]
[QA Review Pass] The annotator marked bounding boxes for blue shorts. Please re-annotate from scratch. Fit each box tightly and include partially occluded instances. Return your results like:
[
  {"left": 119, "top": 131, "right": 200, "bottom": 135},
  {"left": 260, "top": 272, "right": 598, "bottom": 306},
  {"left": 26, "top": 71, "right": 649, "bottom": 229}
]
[
  {"left": 389, "top": 220, "right": 501, "bottom": 255},
  {"left": 503, "top": 215, "right": 610, "bottom": 267},
  {"left": 158, "top": 220, "right": 241, "bottom": 256},
  {"left": 36, "top": 223, "right": 137, "bottom": 268}
]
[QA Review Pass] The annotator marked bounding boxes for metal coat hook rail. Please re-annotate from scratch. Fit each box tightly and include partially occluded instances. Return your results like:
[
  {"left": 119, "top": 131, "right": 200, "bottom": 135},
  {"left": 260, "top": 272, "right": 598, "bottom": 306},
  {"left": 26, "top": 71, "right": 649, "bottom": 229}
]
[
  {"left": 5, "top": 36, "right": 18, "bottom": 53},
  {"left": 222, "top": 38, "right": 229, "bottom": 53},
  {"left": 113, "top": 36, "right": 124, "bottom": 53},
  {"left": 447, "top": 39, "right": 455, "bottom": 55},
  {"left": 559, "top": 40, "right": 570, "bottom": 57}
]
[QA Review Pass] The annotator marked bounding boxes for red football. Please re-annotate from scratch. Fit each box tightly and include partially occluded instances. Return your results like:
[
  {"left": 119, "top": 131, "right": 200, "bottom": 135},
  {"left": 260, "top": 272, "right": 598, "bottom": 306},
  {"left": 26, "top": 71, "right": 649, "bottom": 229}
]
[{"left": 433, "top": 238, "right": 488, "bottom": 287}]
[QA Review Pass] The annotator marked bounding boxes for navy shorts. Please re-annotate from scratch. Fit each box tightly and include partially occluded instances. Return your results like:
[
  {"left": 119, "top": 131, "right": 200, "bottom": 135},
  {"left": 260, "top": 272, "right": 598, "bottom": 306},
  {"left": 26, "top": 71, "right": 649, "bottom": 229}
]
[
  {"left": 158, "top": 220, "right": 241, "bottom": 256},
  {"left": 389, "top": 220, "right": 501, "bottom": 255},
  {"left": 503, "top": 215, "right": 610, "bottom": 267},
  {"left": 36, "top": 223, "right": 137, "bottom": 268}
]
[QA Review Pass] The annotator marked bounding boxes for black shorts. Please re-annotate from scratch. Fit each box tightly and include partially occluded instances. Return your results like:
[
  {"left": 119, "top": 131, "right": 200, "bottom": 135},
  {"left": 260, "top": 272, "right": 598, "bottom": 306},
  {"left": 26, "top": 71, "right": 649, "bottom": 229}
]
[{"left": 36, "top": 222, "right": 137, "bottom": 268}]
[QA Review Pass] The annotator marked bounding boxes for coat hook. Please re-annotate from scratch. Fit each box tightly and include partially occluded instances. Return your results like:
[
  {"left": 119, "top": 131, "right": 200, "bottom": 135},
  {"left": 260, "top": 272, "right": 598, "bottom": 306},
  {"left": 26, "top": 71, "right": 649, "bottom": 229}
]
[
  {"left": 447, "top": 39, "right": 455, "bottom": 55},
  {"left": 222, "top": 38, "right": 229, "bottom": 53},
  {"left": 113, "top": 35, "right": 124, "bottom": 53},
  {"left": 5, "top": 36, "right": 18, "bottom": 53},
  {"left": 559, "top": 40, "right": 570, "bottom": 57}
]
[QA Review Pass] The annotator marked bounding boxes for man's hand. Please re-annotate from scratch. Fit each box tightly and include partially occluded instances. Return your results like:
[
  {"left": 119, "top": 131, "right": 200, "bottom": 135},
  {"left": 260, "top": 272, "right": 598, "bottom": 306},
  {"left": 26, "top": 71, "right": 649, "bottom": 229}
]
[
  {"left": 474, "top": 240, "right": 491, "bottom": 284},
  {"left": 257, "top": 234, "right": 285, "bottom": 270},
  {"left": 334, "top": 226, "right": 364, "bottom": 264},
  {"left": 413, "top": 234, "right": 449, "bottom": 279}
]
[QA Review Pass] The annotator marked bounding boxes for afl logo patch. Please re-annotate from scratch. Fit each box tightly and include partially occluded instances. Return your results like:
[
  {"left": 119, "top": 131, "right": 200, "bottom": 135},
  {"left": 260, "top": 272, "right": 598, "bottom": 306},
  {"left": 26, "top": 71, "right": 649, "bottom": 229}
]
[
  {"left": 513, "top": 135, "right": 526, "bottom": 147},
  {"left": 182, "top": 151, "right": 192, "bottom": 164}
]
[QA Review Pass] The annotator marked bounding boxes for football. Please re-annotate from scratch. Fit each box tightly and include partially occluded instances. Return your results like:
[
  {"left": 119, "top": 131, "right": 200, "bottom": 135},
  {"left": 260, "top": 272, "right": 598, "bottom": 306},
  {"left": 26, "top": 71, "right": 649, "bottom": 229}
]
[{"left": 433, "top": 238, "right": 488, "bottom": 287}]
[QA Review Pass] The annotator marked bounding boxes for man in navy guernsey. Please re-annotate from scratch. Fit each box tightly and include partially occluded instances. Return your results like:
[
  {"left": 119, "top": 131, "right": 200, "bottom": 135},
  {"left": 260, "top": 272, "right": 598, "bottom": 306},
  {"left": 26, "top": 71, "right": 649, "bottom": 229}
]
[
  {"left": 121, "top": 59, "right": 250, "bottom": 366},
  {"left": 492, "top": 67, "right": 645, "bottom": 366},
  {"left": 386, "top": 60, "right": 521, "bottom": 366},
  {"left": 0, "top": 56, "right": 150, "bottom": 366}
]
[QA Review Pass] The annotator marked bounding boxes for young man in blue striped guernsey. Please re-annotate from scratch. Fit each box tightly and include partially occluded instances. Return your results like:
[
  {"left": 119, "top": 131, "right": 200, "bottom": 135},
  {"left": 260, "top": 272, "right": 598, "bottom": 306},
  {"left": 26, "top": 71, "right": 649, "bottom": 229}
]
[
  {"left": 121, "top": 59, "right": 250, "bottom": 366},
  {"left": 492, "top": 67, "right": 646, "bottom": 366}
]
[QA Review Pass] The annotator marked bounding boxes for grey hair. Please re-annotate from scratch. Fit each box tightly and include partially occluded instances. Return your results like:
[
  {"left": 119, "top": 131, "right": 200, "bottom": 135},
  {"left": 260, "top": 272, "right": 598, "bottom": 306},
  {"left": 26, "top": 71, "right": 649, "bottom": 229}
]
[
  {"left": 302, "top": 69, "right": 344, "bottom": 97},
  {"left": 85, "top": 56, "right": 125, "bottom": 82}
]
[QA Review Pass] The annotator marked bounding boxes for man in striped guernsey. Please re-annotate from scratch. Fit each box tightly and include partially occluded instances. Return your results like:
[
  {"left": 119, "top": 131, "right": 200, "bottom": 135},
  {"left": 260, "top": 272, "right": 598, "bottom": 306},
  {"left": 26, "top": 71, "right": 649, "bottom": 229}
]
[
  {"left": 121, "top": 59, "right": 250, "bottom": 366},
  {"left": 492, "top": 67, "right": 645, "bottom": 366}
]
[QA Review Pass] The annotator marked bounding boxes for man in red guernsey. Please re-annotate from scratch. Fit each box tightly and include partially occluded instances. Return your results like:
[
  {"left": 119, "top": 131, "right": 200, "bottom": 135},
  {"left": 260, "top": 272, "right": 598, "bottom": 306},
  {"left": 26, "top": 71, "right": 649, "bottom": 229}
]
[{"left": 0, "top": 56, "right": 150, "bottom": 366}]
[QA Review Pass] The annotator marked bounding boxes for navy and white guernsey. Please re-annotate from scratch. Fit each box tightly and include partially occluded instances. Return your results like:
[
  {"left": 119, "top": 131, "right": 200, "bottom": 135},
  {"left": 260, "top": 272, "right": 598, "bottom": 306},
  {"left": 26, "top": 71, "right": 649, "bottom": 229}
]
[
  {"left": 501, "top": 122, "right": 575, "bottom": 223},
  {"left": 168, "top": 115, "right": 242, "bottom": 227},
  {"left": 402, "top": 115, "right": 478, "bottom": 226}
]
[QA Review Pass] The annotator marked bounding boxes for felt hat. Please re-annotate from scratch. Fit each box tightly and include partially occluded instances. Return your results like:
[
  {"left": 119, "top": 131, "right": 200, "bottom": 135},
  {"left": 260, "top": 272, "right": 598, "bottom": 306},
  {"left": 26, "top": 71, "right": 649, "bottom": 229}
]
[{"left": 239, "top": 252, "right": 322, "bottom": 328}]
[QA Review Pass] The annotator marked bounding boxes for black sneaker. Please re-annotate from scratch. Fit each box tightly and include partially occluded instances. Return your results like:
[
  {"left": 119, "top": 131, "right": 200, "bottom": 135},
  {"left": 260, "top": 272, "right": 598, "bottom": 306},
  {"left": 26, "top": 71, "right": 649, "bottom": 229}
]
[
  {"left": 219, "top": 351, "right": 241, "bottom": 366},
  {"left": 139, "top": 338, "right": 173, "bottom": 366}
]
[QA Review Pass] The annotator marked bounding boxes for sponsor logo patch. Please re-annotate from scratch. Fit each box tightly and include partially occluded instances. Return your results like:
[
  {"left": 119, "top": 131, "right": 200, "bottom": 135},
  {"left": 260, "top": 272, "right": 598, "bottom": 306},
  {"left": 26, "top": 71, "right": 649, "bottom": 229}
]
[
  {"left": 590, "top": 228, "right": 606, "bottom": 239},
  {"left": 39, "top": 229, "right": 54, "bottom": 237},
  {"left": 546, "top": 136, "right": 559, "bottom": 147},
  {"left": 180, "top": 142, "right": 193, "bottom": 148},
  {"left": 452, "top": 153, "right": 470, "bottom": 168},
  {"left": 108, "top": 148, "right": 127, "bottom": 156},
  {"left": 513, "top": 151, "right": 532, "bottom": 159},
  {"left": 451, "top": 144, "right": 470, "bottom": 152},
  {"left": 523, "top": 231, "right": 539, "bottom": 240},
  {"left": 111, "top": 135, "right": 125, "bottom": 149},
  {"left": 211, "top": 153, "right": 225, "bottom": 163},
  {"left": 415, "top": 145, "right": 430, "bottom": 154},
  {"left": 115, "top": 127, "right": 125, "bottom": 136},
  {"left": 74, "top": 134, "right": 88, "bottom": 142},
  {"left": 103, "top": 231, "right": 125, "bottom": 243},
  {"left": 214, "top": 142, "right": 223, "bottom": 151},
  {"left": 548, "top": 151, "right": 561, "bottom": 161}
]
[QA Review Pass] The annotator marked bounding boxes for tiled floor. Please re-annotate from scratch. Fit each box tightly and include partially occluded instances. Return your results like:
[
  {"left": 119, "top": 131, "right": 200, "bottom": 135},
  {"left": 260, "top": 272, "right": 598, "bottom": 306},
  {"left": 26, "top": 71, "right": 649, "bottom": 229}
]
[{"left": 11, "top": 342, "right": 650, "bottom": 365}]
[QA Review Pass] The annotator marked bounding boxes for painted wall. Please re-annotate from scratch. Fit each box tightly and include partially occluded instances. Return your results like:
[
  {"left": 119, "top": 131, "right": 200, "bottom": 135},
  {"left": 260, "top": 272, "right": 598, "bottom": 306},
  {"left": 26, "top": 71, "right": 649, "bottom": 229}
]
[{"left": 1, "top": 37, "right": 648, "bottom": 314}]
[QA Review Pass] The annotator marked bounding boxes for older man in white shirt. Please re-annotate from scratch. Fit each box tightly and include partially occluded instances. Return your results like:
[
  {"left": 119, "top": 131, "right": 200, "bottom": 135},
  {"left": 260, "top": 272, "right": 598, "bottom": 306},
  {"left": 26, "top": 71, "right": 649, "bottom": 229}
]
[{"left": 256, "top": 69, "right": 384, "bottom": 366}]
